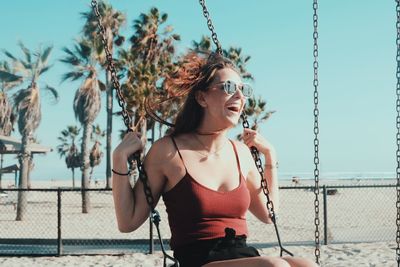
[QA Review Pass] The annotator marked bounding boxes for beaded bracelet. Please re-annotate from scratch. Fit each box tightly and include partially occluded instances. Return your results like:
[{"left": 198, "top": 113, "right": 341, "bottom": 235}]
[{"left": 112, "top": 169, "right": 131, "bottom": 176}]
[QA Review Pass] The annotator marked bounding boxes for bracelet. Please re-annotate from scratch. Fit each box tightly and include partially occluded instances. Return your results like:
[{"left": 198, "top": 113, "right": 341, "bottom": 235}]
[
  {"left": 112, "top": 169, "right": 131, "bottom": 176},
  {"left": 264, "top": 162, "right": 279, "bottom": 170}
]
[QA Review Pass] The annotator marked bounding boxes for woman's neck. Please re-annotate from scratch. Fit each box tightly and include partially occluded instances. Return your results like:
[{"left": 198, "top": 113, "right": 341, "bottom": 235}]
[{"left": 193, "top": 127, "right": 229, "bottom": 153}]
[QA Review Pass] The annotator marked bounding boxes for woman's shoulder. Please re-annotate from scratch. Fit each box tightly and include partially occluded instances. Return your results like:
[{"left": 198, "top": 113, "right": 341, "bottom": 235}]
[
  {"left": 145, "top": 134, "right": 189, "bottom": 160},
  {"left": 147, "top": 136, "right": 174, "bottom": 158},
  {"left": 230, "top": 139, "right": 254, "bottom": 173}
]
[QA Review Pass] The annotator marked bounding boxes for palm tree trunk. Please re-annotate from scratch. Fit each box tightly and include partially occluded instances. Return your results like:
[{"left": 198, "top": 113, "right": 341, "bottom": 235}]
[
  {"left": 27, "top": 155, "right": 32, "bottom": 189},
  {"left": 81, "top": 123, "right": 92, "bottom": 213},
  {"left": 71, "top": 168, "right": 75, "bottom": 189},
  {"left": 105, "top": 71, "right": 112, "bottom": 189},
  {"left": 16, "top": 134, "right": 30, "bottom": 221},
  {"left": 140, "top": 119, "right": 147, "bottom": 157}
]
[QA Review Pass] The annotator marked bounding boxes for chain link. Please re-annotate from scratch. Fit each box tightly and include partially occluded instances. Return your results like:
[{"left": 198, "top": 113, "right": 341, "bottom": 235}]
[
  {"left": 198, "top": 0, "right": 223, "bottom": 55},
  {"left": 312, "top": 0, "right": 321, "bottom": 264},
  {"left": 90, "top": 1, "right": 179, "bottom": 266},
  {"left": 396, "top": 1, "right": 400, "bottom": 265}
]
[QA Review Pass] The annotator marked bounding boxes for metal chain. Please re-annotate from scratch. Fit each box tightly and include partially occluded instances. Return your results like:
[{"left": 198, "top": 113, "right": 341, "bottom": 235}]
[
  {"left": 90, "top": 1, "right": 179, "bottom": 266},
  {"left": 197, "top": 0, "right": 292, "bottom": 258},
  {"left": 198, "top": 0, "right": 223, "bottom": 55},
  {"left": 395, "top": 1, "right": 400, "bottom": 266},
  {"left": 90, "top": 0, "right": 132, "bottom": 129},
  {"left": 241, "top": 114, "right": 292, "bottom": 257},
  {"left": 312, "top": 0, "right": 321, "bottom": 264}
]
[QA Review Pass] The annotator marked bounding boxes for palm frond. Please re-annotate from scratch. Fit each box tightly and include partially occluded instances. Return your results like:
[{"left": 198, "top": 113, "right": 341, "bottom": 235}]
[
  {"left": 44, "top": 85, "right": 59, "bottom": 104},
  {"left": 3, "top": 50, "right": 17, "bottom": 61},
  {"left": 39, "top": 65, "right": 52, "bottom": 75},
  {"left": 61, "top": 47, "right": 75, "bottom": 57},
  {"left": 0, "top": 70, "right": 22, "bottom": 83},
  {"left": 98, "top": 80, "right": 106, "bottom": 92},
  {"left": 61, "top": 71, "right": 84, "bottom": 83},
  {"left": 17, "top": 41, "right": 32, "bottom": 63},
  {"left": 78, "top": 41, "right": 91, "bottom": 60},
  {"left": 40, "top": 46, "right": 53, "bottom": 64}
]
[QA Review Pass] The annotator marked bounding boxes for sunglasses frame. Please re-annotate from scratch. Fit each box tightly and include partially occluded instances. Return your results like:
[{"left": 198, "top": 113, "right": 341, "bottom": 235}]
[{"left": 213, "top": 80, "right": 253, "bottom": 97}]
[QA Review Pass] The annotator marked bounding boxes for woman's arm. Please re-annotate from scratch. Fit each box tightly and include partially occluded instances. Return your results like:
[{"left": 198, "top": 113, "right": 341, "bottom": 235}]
[
  {"left": 112, "top": 132, "right": 167, "bottom": 232},
  {"left": 241, "top": 128, "right": 279, "bottom": 224}
]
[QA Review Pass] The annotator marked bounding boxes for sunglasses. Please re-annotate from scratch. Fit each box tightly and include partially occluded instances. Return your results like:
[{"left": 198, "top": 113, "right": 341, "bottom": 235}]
[{"left": 212, "top": 80, "right": 253, "bottom": 97}]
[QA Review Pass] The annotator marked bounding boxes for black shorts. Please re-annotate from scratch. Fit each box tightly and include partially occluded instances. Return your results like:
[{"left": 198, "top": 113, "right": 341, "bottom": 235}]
[{"left": 173, "top": 228, "right": 260, "bottom": 267}]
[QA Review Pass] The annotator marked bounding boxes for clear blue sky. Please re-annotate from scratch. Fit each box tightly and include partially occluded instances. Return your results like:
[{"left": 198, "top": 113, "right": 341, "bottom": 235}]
[{"left": 0, "top": 0, "right": 397, "bottom": 182}]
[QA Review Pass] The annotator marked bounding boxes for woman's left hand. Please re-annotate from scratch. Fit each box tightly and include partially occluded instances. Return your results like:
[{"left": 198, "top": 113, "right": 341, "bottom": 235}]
[{"left": 242, "top": 128, "right": 275, "bottom": 155}]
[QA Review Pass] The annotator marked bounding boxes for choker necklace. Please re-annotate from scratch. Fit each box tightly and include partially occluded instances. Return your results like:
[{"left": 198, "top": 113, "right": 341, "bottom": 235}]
[
  {"left": 192, "top": 134, "right": 228, "bottom": 158},
  {"left": 195, "top": 129, "right": 225, "bottom": 136}
]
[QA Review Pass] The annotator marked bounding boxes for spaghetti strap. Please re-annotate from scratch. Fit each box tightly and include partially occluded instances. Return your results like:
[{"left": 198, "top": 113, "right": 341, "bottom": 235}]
[
  {"left": 170, "top": 136, "right": 188, "bottom": 172},
  {"left": 229, "top": 140, "right": 242, "bottom": 175}
]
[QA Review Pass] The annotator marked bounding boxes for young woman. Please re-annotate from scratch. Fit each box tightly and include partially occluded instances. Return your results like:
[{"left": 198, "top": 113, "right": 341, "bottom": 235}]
[{"left": 112, "top": 52, "right": 318, "bottom": 267}]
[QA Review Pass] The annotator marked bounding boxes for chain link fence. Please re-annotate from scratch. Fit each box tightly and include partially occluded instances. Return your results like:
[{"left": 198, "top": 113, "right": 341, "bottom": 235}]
[{"left": 0, "top": 183, "right": 396, "bottom": 256}]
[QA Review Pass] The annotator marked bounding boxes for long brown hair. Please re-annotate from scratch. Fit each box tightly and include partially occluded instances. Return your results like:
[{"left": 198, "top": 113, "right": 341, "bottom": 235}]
[{"left": 165, "top": 51, "right": 238, "bottom": 136}]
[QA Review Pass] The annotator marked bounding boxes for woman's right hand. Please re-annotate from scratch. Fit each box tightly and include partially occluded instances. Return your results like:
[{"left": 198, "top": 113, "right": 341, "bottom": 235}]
[{"left": 113, "top": 131, "right": 144, "bottom": 161}]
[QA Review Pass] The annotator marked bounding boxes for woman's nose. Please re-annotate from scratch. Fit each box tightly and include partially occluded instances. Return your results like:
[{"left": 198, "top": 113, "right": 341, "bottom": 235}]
[{"left": 233, "top": 87, "right": 245, "bottom": 99}]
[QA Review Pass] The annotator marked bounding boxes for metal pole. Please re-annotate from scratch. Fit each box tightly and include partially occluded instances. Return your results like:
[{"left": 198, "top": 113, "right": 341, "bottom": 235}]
[
  {"left": 0, "top": 154, "right": 3, "bottom": 189},
  {"left": 148, "top": 125, "right": 155, "bottom": 254},
  {"left": 323, "top": 185, "right": 328, "bottom": 245},
  {"left": 57, "top": 188, "right": 63, "bottom": 256},
  {"left": 14, "top": 170, "right": 17, "bottom": 188},
  {"left": 149, "top": 213, "right": 154, "bottom": 254}
]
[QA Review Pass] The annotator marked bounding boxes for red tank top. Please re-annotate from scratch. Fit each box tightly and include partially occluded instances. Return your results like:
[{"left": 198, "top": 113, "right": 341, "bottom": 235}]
[{"left": 162, "top": 137, "right": 250, "bottom": 249}]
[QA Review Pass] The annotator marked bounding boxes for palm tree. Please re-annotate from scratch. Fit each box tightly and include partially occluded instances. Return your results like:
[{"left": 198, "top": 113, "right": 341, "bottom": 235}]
[
  {"left": 0, "top": 61, "right": 21, "bottom": 136},
  {"left": 81, "top": 1, "right": 126, "bottom": 189},
  {"left": 192, "top": 36, "right": 254, "bottom": 81},
  {"left": 223, "top": 47, "right": 253, "bottom": 81},
  {"left": 57, "top": 126, "right": 81, "bottom": 188},
  {"left": 89, "top": 124, "right": 105, "bottom": 184},
  {"left": 0, "top": 61, "right": 22, "bottom": 189},
  {"left": 192, "top": 35, "right": 212, "bottom": 52},
  {"left": 118, "top": 7, "right": 180, "bottom": 143},
  {"left": 4, "top": 42, "right": 58, "bottom": 220},
  {"left": 61, "top": 39, "right": 102, "bottom": 213}
]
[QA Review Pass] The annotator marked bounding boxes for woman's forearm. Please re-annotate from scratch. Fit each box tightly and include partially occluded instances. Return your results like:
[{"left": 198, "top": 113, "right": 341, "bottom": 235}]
[
  {"left": 263, "top": 149, "right": 279, "bottom": 212},
  {"left": 112, "top": 153, "right": 136, "bottom": 232}
]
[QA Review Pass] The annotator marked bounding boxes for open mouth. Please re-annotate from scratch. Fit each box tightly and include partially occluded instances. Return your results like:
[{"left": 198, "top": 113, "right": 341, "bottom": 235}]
[{"left": 227, "top": 106, "right": 240, "bottom": 112}]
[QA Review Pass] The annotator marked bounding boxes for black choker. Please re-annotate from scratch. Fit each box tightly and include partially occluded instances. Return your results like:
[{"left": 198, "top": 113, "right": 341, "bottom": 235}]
[{"left": 195, "top": 130, "right": 224, "bottom": 136}]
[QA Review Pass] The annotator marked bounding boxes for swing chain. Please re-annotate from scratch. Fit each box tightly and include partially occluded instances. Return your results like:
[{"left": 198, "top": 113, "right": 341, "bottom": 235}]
[
  {"left": 90, "top": 1, "right": 179, "bottom": 266},
  {"left": 241, "top": 116, "right": 275, "bottom": 219},
  {"left": 90, "top": 0, "right": 132, "bottom": 129},
  {"left": 395, "top": 0, "right": 400, "bottom": 264},
  {"left": 197, "top": 0, "right": 292, "bottom": 258},
  {"left": 312, "top": 0, "right": 321, "bottom": 264},
  {"left": 199, "top": 0, "right": 223, "bottom": 55}
]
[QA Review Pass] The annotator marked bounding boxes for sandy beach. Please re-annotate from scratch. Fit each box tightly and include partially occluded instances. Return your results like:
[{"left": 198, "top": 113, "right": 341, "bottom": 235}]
[
  {"left": 0, "top": 178, "right": 397, "bottom": 266},
  {"left": 0, "top": 242, "right": 396, "bottom": 266}
]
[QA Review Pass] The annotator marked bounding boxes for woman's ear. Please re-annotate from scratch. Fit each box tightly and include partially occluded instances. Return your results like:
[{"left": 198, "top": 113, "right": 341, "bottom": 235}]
[{"left": 195, "top": 91, "right": 207, "bottom": 108}]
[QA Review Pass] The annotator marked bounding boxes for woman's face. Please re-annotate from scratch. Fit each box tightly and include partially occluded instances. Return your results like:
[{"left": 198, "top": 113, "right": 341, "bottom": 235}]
[{"left": 198, "top": 68, "right": 246, "bottom": 128}]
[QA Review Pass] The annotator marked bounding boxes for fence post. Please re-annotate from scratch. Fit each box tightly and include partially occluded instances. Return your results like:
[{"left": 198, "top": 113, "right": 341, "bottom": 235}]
[
  {"left": 57, "top": 188, "right": 63, "bottom": 256},
  {"left": 323, "top": 185, "right": 328, "bottom": 245},
  {"left": 149, "top": 213, "right": 154, "bottom": 254},
  {"left": 148, "top": 127, "right": 155, "bottom": 254}
]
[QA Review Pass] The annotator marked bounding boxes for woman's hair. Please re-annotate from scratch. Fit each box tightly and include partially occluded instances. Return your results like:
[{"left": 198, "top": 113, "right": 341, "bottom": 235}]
[{"left": 164, "top": 51, "right": 238, "bottom": 136}]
